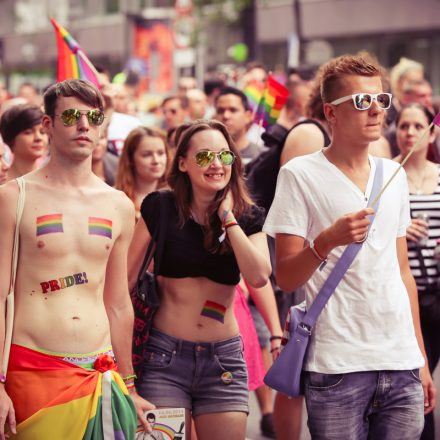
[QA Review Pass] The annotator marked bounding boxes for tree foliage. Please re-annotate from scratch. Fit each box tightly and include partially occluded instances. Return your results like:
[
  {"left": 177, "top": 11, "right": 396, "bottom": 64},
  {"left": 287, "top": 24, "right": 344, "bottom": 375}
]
[{"left": 193, "top": 0, "right": 254, "bottom": 23}]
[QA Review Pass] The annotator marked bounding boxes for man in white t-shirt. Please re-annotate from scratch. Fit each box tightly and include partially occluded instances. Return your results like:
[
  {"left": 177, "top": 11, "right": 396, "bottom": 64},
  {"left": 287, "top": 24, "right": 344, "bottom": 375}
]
[{"left": 264, "top": 53, "right": 436, "bottom": 440}]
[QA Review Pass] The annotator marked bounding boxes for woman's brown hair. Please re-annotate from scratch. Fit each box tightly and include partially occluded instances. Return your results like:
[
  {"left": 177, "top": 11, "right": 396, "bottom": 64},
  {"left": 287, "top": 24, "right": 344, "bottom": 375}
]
[
  {"left": 115, "top": 126, "right": 169, "bottom": 211},
  {"left": 168, "top": 119, "right": 254, "bottom": 254}
]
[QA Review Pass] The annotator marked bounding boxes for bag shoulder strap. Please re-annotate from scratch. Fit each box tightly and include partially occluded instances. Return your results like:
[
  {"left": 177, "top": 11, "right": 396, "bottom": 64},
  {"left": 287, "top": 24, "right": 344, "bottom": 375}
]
[
  {"left": 136, "top": 191, "right": 169, "bottom": 279},
  {"left": 301, "top": 158, "right": 384, "bottom": 330},
  {"left": 152, "top": 192, "right": 169, "bottom": 275},
  {"left": 4, "top": 177, "right": 26, "bottom": 374},
  {"left": 9, "top": 177, "right": 25, "bottom": 294}
]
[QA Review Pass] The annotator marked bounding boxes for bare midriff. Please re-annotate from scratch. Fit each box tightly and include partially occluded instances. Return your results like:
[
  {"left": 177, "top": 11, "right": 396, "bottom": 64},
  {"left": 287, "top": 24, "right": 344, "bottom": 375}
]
[{"left": 153, "top": 276, "right": 239, "bottom": 342}]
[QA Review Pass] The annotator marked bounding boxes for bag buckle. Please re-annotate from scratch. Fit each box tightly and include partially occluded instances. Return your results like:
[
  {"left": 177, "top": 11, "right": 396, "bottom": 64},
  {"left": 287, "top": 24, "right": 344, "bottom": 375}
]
[{"left": 298, "top": 323, "right": 311, "bottom": 336}]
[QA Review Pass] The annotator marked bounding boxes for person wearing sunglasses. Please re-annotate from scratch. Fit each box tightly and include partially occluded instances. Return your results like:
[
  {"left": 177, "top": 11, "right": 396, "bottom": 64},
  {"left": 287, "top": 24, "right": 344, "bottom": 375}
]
[
  {"left": 0, "top": 79, "right": 154, "bottom": 439},
  {"left": 161, "top": 95, "right": 188, "bottom": 131},
  {"left": 128, "top": 119, "right": 271, "bottom": 440},
  {"left": 0, "top": 103, "right": 48, "bottom": 181},
  {"left": 264, "top": 53, "right": 434, "bottom": 440}
]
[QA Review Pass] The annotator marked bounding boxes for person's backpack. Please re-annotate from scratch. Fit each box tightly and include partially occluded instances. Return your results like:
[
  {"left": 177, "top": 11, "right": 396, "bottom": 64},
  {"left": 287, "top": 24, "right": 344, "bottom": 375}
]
[
  {"left": 245, "top": 123, "right": 289, "bottom": 214},
  {"left": 245, "top": 119, "right": 330, "bottom": 214}
]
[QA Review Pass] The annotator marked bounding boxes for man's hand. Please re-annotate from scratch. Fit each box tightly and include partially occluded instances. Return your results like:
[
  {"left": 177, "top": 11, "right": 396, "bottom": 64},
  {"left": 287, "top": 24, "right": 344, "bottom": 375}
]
[
  {"left": 129, "top": 389, "right": 156, "bottom": 433},
  {"left": 0, "top": 387, "right": 16, "bottom": 440},
  {"left": 420, "top": 365, "right": 436, "bottom": 415},
  {"left": 319, "top": 208, "right": 374, "bottom": 254}
]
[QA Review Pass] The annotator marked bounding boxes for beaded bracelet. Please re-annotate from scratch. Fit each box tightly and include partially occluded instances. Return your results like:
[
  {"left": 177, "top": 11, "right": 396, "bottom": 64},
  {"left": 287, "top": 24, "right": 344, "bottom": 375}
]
[{"left": 122, "top": 373, "right": 137, "bottom": 383}]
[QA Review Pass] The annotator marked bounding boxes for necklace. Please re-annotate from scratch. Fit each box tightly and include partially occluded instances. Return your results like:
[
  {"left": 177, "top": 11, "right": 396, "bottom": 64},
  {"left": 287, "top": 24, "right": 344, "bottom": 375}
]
[
  {"left": 190, "top": 208, "right": 204, "bottom": 225},
  {"left": 407, "top": 165, "right": 430, "bottom": 195}
]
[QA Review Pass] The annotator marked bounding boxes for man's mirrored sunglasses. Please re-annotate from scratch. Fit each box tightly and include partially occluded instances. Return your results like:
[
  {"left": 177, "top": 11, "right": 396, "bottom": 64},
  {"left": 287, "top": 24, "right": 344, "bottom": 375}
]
[
  {"left": 331, "top": 93, "right": 392, "bottom": 111},
  {"left": 57, "top": 109, "right": 105, "bottom": 126}
]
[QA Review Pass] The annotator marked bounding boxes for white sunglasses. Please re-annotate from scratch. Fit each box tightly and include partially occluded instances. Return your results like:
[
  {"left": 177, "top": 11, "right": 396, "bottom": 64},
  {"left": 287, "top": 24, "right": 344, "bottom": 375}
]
[{"left": 331, "top": 92, "right": 392, "bottom": 111}]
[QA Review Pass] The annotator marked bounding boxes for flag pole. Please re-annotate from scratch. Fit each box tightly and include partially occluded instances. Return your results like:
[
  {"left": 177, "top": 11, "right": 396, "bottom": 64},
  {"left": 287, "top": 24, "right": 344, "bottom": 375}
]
[
  {"left": 254, "top": 72, "right": 271, "bottom": 145},
  {"left": 370, "top": 121, "right": 434, "bottom": 207}
]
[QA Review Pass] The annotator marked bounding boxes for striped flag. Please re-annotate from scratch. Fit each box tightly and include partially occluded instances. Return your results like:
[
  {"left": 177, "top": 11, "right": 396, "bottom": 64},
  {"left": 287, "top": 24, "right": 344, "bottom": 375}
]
[
  {"left": 243, "top": 79, "right": 265, "bottom": 112},
  {"left": 50, "top": 17, "right": 101, "bottom": 87},
  {"left": 255, "top": 75, "right": 289, "bottom": 128}
]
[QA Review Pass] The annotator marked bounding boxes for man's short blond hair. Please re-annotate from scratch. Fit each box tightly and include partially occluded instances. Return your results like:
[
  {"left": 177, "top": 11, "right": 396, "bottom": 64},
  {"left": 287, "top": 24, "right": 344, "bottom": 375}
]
[{"left": 320, "top": 52, "right": 385, "bottom": 104}]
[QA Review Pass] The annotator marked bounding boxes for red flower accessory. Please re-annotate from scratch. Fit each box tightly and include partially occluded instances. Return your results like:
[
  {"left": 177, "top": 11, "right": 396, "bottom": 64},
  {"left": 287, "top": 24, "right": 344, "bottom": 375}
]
[{"left": 93, "top": 354, "right": 118, "bottom": 372}]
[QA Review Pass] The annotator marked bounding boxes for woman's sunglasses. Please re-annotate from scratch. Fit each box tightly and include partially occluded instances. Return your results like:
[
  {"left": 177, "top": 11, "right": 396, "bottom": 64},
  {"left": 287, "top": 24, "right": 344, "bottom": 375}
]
[
  {"left": 194, "top": 150, "right": 236, "bottom": 167},
  {"left": 331, "top": 93, "right": 392, "bottom": 111},
  {"left": 57, "top": 109, "right": 105, "bottom": 126}
]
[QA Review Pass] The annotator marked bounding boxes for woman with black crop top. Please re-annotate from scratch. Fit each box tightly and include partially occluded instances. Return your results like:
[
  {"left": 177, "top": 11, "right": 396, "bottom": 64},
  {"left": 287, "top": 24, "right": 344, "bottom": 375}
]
[{"left": 128, "top": 119, "right": 272, "bottom": 440}]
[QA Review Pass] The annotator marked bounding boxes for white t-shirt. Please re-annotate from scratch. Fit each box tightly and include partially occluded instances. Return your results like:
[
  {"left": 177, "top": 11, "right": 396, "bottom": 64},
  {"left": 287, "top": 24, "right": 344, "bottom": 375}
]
[
  {"left": 107, "top": 112, "right": 142, "bottom": 156},
  {"left": 264, "top": 151, "right": 424, "bottom": 373}
]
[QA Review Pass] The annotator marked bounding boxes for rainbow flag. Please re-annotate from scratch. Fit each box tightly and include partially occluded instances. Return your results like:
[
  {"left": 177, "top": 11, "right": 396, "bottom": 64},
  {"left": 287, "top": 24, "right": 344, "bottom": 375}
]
[
  {"left": 201, "top": 300, "right": 226, "bottom": 323},
  {"left": 88, "top": 217, "right": 112, "bottom": 239},
  {"left": 50, "top": 17, "right": 101, "bottom": 87},
  {"left": 255, "top": 75, "right": 289, "bottom": 128},
  {"left": 153, "top": 423, "right": 176, "bottom": 439},
  {"left": 36, "top": 213, "right": 64, "bottom": 236},
  {"left": 243, "top": 80, "right": 265, "bottom": 112},
  {"left": 6, "top": 344, "right": 136, "bottom": 440}
]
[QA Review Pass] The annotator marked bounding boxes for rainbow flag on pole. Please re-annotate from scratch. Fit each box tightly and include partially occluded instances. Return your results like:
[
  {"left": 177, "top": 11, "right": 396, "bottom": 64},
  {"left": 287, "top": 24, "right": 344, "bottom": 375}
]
[
  {"left": 243, "top": 80, "right": 265, "bottom": 112},
  {"left": 255, "top": 75, "right": 289, "bottom": 128},
  {"left": 50, "top": 17, "right": 101, "bottom": 87}
]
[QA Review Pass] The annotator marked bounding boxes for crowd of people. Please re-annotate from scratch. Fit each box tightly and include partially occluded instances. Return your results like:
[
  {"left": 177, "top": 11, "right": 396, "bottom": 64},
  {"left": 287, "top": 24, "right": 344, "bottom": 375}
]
[{"left": 0, "top": 52, "right": 438, "bottom": 440}]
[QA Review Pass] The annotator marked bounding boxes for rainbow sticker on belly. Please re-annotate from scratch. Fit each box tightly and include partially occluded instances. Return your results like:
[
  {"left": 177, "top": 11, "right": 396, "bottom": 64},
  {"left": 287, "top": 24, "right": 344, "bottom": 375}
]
[
  {"left": 201, "top": 300, "right": 227, "bottom": 324},
  {"left": 36, "top": 214, "right": 64, "bottom": 236},
  {"left": 88, "top": 217, "right": 112, "bottom": 239}
]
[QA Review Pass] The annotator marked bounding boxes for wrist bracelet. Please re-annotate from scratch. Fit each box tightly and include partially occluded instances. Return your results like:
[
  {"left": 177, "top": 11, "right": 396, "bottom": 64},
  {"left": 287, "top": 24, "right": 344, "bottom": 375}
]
[
  {"left": 309, "top": 239, "right": 328, "bottom": 270},
  {"left": 270, "top": 347, "right": 281, "bottom": 353},
  {"left": 269, "top": 336, "right": 282, "bottom": 342},
  {"left": 225, "top": 222, "right": 238, "bottom": 230},
  {"left": 125, "top": 382, "right": 135, "bottom": 390},
  {"left": 122, "top": 373, "right": 137, "bottom": 382}
]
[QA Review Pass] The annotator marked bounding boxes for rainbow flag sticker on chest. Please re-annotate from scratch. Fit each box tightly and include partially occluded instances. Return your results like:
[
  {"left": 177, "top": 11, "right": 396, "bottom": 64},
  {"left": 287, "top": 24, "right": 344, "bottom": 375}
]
[
  {"left": 36, "top": 214, "right": 64, "bottom": 236},
  {"left": 88, "top": 217, "right": 112, "bottom": 239}
]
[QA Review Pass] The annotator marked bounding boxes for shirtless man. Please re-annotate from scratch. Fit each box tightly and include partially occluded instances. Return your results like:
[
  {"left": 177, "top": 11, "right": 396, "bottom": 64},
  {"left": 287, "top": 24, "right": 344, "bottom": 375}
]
[{"left": 0, "top": 79, "right": 152, "bottom": 439}]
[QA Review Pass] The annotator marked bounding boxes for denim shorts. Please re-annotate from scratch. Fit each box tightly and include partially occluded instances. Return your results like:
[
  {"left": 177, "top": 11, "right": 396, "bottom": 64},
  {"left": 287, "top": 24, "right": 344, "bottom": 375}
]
[
  {"left": 304, "top": 369, "right": 425, "bottom": 440},
  {"left": 136, "top": 328, "right": 249, "bottom": 416}
]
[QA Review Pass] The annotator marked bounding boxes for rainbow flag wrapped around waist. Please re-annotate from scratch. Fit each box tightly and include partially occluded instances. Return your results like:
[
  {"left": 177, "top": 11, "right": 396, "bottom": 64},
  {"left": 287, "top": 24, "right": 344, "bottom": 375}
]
[{"left": 6, "top": 344, "right": 136, "bottom": 440}]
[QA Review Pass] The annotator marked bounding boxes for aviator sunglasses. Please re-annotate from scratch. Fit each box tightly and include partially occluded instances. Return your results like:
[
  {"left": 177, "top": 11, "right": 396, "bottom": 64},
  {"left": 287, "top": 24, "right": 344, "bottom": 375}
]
[
  {"left": 57, "top": 108, "right": 105, "bottom": 126},
  {"left": 331, "top": 92, "right": 392, "bottom": 111},
  {"left": 194, "top": 150, "right": 236, "bottom": 167}
]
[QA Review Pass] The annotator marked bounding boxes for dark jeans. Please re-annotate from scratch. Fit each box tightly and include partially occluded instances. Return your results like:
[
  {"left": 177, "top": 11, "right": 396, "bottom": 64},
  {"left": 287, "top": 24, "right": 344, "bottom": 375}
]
[
  {"left": 420, "top": 319, "right": 440, "bottom": 440},
  {"left": 304, "top": 370, "right": 425, "bottom": 440}
]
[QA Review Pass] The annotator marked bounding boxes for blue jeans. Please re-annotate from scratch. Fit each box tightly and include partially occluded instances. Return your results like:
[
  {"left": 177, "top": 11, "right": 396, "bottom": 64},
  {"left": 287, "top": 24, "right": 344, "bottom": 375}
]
[
  {"left": 304, "top": 370, "right": 425, "bottom": 440},
  {"left": 136, "top": 328, "right": 249, "bottom": 416}
]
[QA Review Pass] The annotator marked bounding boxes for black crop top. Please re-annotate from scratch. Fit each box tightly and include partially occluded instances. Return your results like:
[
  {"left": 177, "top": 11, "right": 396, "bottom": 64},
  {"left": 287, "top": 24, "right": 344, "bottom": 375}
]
[{"left": 140, "top": 191, "right": 265, "bottom": 285}]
